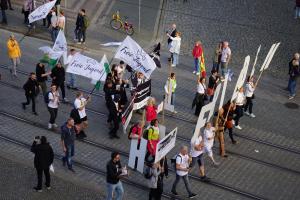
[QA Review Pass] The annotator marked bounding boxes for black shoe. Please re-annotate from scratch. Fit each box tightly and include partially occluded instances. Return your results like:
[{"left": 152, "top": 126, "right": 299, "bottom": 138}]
[
  {"left": 188, "top": 193, "right": 197, "bottom": 199},
  {"left": 66, "top": 85, "right": 71, "bottom": 89},
  {"left": 114, "top": 135, "right": 120, "bottom": 139},
  {"left": 73, "top": 87, "right": 78, "bottom": 90},
  {"left": 22, "top": 103, "right": 26, "bottom": 110},
  {"left": 109, "top": 135, "right": 115, "bottom": 139},
  {"left": 33, "top": 187, "right": 42, "bottom": 192},
  {"left": 200, "top": 176, "right": 210, "bottom": 182},
  {"left": 68, "top": 168, "right": 75, "bottom": 173},
  {"left": 232, "top": 140, "right": 237, "bottom": 144},
  {"left": 62, "top": 158, "right": 66, "bottom": 167},
  {"left": 171, "top": 191, "right": 178, "bottom": 196},
  {"left": 222, "top": 154, "right": 228, "bottom": 158},
  {"left": 33, "top": 112, "right": 38, "bottom": 116}
]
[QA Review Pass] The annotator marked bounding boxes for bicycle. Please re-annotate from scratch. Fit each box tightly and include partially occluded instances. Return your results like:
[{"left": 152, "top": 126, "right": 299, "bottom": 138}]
[{"left": 110, "top": 11, "right": 134, "bottom": 36}]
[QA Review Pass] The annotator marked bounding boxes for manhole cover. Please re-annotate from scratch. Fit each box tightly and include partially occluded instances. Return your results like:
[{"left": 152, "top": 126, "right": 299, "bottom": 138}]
[{"left": 284, "top": 102, "right": 299, "bottom": 109}]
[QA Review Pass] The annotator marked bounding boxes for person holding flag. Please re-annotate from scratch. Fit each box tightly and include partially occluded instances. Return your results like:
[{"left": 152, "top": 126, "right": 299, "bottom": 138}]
[{"left": 192, "top": 41, "right": 203, "bottom": 75}]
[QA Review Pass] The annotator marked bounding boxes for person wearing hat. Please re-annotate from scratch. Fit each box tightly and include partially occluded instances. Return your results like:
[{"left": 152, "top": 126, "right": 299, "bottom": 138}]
[{"left": 7, "top": 34, "right": 21, "bottom": 77}]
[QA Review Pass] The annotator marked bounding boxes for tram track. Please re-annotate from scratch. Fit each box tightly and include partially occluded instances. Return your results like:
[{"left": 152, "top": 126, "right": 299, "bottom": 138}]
[{"left": 1, "top": 65, "right": 300, "bottom": 157}]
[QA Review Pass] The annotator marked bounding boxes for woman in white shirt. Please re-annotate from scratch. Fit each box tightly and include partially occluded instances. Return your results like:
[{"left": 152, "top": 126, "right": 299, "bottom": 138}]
[
  {"left": 167, "top": 32, "right": 181, "bottom": 67},
  {"left": 48, "top": 84, "right": 60, "bottom": 129},
  {"left": 193, "top": 77, "right": 206, "bottom": 116},
  {"left": 234, "top": 87, "right": 246, "bottom": 130},
  {"left": 244, "top": 76, "right": 256, "bottom": 118},
  {"left": 74, "top": 91, "right": 91, "bottom": 134},
  {"left": 203, "top": 122, "right": 219, "bottom": 166}
]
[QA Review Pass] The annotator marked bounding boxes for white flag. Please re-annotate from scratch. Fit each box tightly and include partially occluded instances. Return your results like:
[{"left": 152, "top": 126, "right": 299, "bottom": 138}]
[
  {"left": 67, "top": 53, "right": 105, "bottom": 80},
  {"left": 101, "top": 42, "right": 122, "bottom": 47},
  {"left": 53, "top": 30, "right": 68, "bottom": 64},
  {"left": 39, "top": 46, "right": 63, "bottom": 60},
  {"left": 29, "top": 0, "right": 57, "bottom": 23},
  {"left": 250, "top": 45, "right": 261, "bottom": 77},
  {"left": 115, "top": 36, "right": 156, "bottom": 79},
  {"left": 90, "top": 54, "right": 110, "bottom": 84}
]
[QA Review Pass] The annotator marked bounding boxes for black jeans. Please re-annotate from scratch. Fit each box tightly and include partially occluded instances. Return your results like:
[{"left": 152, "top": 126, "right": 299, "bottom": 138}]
[
  {"left": 23, "top": 94, "right": 36, "bottom": 112},
  {"left": 224, "top": 127, "right": 235, "bottom": 142},
  {"left": 244, "top": 97, "right": 253, "bottom": 114},
  {"left": 109, "top": 114, "right": 119, "bottom": 136},
  {"left": 24, "top": 11, "right": 30, "bottom": 24},
  {"left": 48, "top": 107, "right": 58, "bottom": 124},
  {"left": 234, "top": 105, "right": 244, "bottom": 126},
  {"left": 149, "top": 188, "right": 162, "bottom": 200},
  {"left": 195, "top": 94, "right": 204, "bottom": 116},
  {"left": 36, "top": 167, "right": 50, "bottom": 189},
  {"left": 56, "top": 82, "right": 66, "bottom": 99}
]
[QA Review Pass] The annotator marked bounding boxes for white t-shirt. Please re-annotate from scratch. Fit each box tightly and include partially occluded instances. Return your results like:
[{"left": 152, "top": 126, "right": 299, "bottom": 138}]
[
  {"left": 74, "top": 98, "right": 87, "bottom": 119},
  {"left": 197, "top": 83, "right": 206, "bottom": 94},
  {"left": 176, "top": 153, "right": 189, "bottom": 176},
  {"left": 221, "top": 47, "right": 231, "bottom": 63},
  {"left": 235, "top": 92, "right": 245, "bottom": 106},
  {"left": 204, "top": 127, "right": 215, "bottom": 148},
  {"left": 245, "top": 82, "right": 255, "bottom": 97},
  {"left": 190, "top": 136, "right": 203, "bottom": 157},
  {"left": 48, "top": 91, "right": 59, "bottom": 108}
]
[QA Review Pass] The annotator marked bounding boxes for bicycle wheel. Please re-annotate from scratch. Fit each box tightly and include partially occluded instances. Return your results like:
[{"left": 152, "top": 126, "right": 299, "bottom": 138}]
[
  {"left": 126, "top": 26, "right": 134, "bottom": 35},
  {"left": 110, "top": 19, "right": 122, "bottom": 30}
]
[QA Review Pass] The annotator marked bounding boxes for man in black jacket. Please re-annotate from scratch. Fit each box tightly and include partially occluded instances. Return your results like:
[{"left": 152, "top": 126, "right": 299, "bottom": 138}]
[
  {"left": 0, "top": 0, "right": 8, "bottom": 24},
  {"left": 36, "top": 62, "right": 51, "bottom": 96},
  {"left": 22, "top": 72, "right": 39, "bottom": 115},
  {"left": 106, "top": 152, "right": 124, "bottom": 200},
  {"left": 51, "top": 62, "right": 68, "bottom": 102},
  {"left": 31, "top": 136, "right": 54, "bottom": 192},
  {"left": 61, "top": 118, "right": 76, "bottom": 172}
]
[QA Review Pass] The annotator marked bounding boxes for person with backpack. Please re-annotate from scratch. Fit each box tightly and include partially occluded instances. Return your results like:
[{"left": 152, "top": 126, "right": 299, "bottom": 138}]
[
  {"left": 46, "top": 84, "right": 60, "bottom": 129},
  {"left": 171, "top": 145, "right": 197, "bottom": 199},
  {"left": 145, "top": 119, "right": 160, "bottom": 163},
  {"left": 22, "top": 72, "right": 39, "bottom": 115}
]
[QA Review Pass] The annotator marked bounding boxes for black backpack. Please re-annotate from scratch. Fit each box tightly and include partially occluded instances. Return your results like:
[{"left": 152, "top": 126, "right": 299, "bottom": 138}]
[
  {"left": 143, "top": 165, "right": 152, "bottom": 179},
  {"left": 170, "top": 154, "right": 182, "bottom": 171},
  {"left": 143, "top": 127, "right": 154, "bottom": 140},
  {"left": 44, "top": 91, "right": 52, "bottom": 104},
  {"left": 128, "top": 123, "right": 139, "bottom": 140}
]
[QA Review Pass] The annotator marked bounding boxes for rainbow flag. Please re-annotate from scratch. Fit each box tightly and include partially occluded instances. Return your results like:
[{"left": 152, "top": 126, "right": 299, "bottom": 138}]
[{"left": 198, "top": 51, "right": 206, "bottom": 77}]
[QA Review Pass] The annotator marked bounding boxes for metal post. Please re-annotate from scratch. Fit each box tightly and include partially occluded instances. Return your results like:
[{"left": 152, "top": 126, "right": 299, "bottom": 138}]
[{"left": 138, "top": 0, "right": 141, "bottom": 33}]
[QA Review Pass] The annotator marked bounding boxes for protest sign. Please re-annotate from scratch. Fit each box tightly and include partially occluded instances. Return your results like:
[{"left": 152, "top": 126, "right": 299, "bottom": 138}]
[
  {"left": 122, "top": 97, "right": 135, "bottom": 131},
  {"left": 154, "top": 128, "right": 177, "bottom": 163},
  {"left": 133, "top": 80, "right": 151, "bottom": 110},
  {"left": 29, "top": 0, "right": 57, "bottom": 23},
  {"left": 53, "top": 30, "right": 68, "bottom": 65},
  {"left": 115, "top": 36, "right": 156, "bottom": 79}
]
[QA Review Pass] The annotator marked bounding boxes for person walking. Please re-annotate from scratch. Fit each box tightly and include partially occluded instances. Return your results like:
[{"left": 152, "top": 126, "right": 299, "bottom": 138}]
[
  {"left": 148, "top": 162, "right": 163, "bottom": 200},
  {"left": 295, "top": 0, "right": 300, "bottom": 19},
  {"left": 167, "top": 32, "right": 181, "bottom": 67},
  {"left": 214, "top": 109, "right": 228, "bottom": 157},
  {"left": 220, "top": 41, "right": 231, "bottom": 80},
  {"left": 222, "top": 100, "right": 237, "bottom": 144},
  {"left": 212, "top": 42, "right": 222, "bottom": 73},
  {"left": 47, "top": 84, "right": 60, "bottom": 129},
  {"left": 7, "top": 0, "right": 13, "bottom": 10},
  {"left": 146, "top": 119, "right": 160, "bottom": 163},
  {"left": 31, "top": 136, "right": 54, "bottom": 192},
  {"left": 106, "top": 152, "right": 125, "bottom": 200},
  {"left": 171, "top": 145, "right": 197, "bottom": 199},
  {"left": 288, "top": 58, "right": 300, "bottom": 99},
  {"left": 0, "top": 0, "right": 8, "bottom": 24},
  {"left": 51, "top": 62, "right": 68, "bottom": 102},
  {"left": 207, "top": 69, "right": 219, "bottom": 102},
  {"left": 193, "top": 77, "right": 206, "bottom": 116},
  {"left": 192, "top": 41, "right": 203, "bottom": 75},
  {"left": 244, "top": 76, "right": 256, "bottom": 117},
  {"left": 7, "top": 34, "right": 21, "bottom": 77},
  {"left": 22, "top": 0, "right": 34, "bottom": 25},
  {"left": 234, "top": 87, "right": 245, "bottom": 130},
  {"left": 74, "top": 91, "right": 90, "bottom": 137},
  {"left": 22, "top": 72, "right": 39, "bottom": 115},
  {"left": 74, "top": 10, "right": 84, "bottom": 43},
  {"left": 164, "top": 72, "right": 177, "bottom": 112},
  {"left": 66, "top": 49, "right": 78, "bottom": 90},
  {"left": 203, "top": 122, "right": 219, "bottom": 165},
  {"left": 190, "top": 134, "right": 209, "bottom": 182},
  {"left": 81, "top": 9, "right": 89, "bottom": 44},
  {"left": 61, "top": 118, "right": 76, "bottom": 172},
  {"left": 36, "top": 62, "right": 50, "bottom": 96}
]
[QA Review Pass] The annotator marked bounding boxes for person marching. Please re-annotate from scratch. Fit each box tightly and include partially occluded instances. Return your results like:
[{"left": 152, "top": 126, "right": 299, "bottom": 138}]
[
  {"left": 244, "top": 76, "right": 256, "bottom": 118},
  {"left": 61, "top": 118, "right": 76, "bottom": 172},
  {"left": 192, "top": 77, "right": 206, "bottom": 116},
  {"left": 47, "top": 84, "right": 60, "bottom": 129},
  {"left": 203, "top": 122, "right": 219, "bottom": 165},
  {"left": 36, "top": 62, "right": 51, "bottom": 96},
  {"left": 51, "top": 62, "right": 68, "bottom": 102},
  {"left": 22, "top": 72, "right": 39, "bottom": 115},
  {"left": 234, "top": 87, "right": 246, "bottom": 130},
  {"left": 145, "top": 97, "right": 157, "bottom": 126},
  {"left": 207, "top": 69, "right": 219, "bottom": 102},
  {"left": 74, "top": 91, "right": 90, "bottom": 138},
  {"left": 214, "top": 108, "right": 228, "bottom": 157},
  {"left": 222, "top": 100, "right": 237, "bottom": 144}
]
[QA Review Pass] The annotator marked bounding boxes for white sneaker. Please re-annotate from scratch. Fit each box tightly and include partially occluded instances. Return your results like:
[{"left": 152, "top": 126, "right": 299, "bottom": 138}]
[
  {"left": 52, "top": 124, "right": 58, "bottom": 128},
  {"left": 288, "top": 96, "right": 294, "bottom": 100},
  {"left": 244, "top": 111, "right": 250, "bottom": 116},
  {"left": 235, "top": 125, "right": 242, "bottom": 130},
  {"left": 193, "top": 71, "right": 196, "bottom": 74},
  {"left": 196, "top": 72, "right": 200, "bottom": 75},
  {"left": 48, "top": 123, "right": 52, "bottom": 129},
  {"left": 63, "top": 98, "right": 69, "bottom": 102},
  {"left": 173, "top": 110, "right": 178, "bottom": 114},
  {"left": 171, "top": 64, "right": 176, "bottom": 67},
  {"left": 232, "top": 120, "right": 235, "bottom": 125},
  {"left": 249, "top": 113, "right": 256, "bottom": 118}
]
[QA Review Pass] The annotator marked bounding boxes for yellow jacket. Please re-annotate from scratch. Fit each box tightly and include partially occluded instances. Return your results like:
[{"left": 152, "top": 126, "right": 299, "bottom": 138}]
[{"left": 7, "top": 39, "right": 21, "bottom": 59}]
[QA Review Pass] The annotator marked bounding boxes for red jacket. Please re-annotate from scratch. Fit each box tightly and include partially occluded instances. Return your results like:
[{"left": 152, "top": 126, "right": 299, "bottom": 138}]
[
  {"left": 192, "top": 45, "right": 203, "bottom": 58},
  {"left": 145, "top": 105, "right": 157, "bottom": 122}
]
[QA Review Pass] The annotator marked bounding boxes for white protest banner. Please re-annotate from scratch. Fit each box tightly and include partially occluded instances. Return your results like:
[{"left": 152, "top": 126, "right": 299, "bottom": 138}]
[
  {"left": 128, "top": 138, "right": 147, "bottom": 173},
  {"left": 231, "top": 56, "right": 250, "bottom": 102},
  {"left": 115, "top": 36, "right": 156, "bottom": 79},
  {"left": 250, "top": 45, "right": 261, "bottom": 77},
  {"left": 29, "top": 0, "right": 57, "bottom": 23},
  {"left": 156, "top": 101, "right": 164, "bottom": 114},
  {"left": 67, "top": 54, "right": 105, "bottom": 81},
  {"left": 53, "top": 30, "right": 68, "bottom": 65},
  {"left": 219, "top": 74, "right": 229, "bottom": 109},
  {"left": 154, "top": 127, "right": 177, "bottom": 163},
  {"left": 101, "top": 42, "right": 122, "bottom": 47},
  {"left": 260, "top": 43, "right": 280, "bottom": 72}
]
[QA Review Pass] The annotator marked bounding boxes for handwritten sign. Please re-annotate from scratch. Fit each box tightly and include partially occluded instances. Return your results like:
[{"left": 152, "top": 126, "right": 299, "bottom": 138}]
[
  {"left": 66, "top": 53, "right": 105, "bottom": 81},
  {"left": 115, "top": 36, "right": 156, "bottom": 79},
  {"left": 29, "top": 0, "right": 57, "bottom": 23}
]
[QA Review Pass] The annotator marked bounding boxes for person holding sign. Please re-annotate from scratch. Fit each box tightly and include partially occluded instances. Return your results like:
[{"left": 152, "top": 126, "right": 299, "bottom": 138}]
[
  {"left": 234, "top": 87, "right": 246, "bottom": 130},
  {"left": 203, "top": 122, "right": 219, "bottom": 165},
  {"left": 145, "top": 119, "right": 160, "bottom": 163},
  {"left": 106, "top": 152, "right": 125, "bottom": 200},
  {"left": 145, "top": 98, "right": 157, "bottom": 126},
  {"left": 244, "top": 76, "right": 256, "bottom": 118}
]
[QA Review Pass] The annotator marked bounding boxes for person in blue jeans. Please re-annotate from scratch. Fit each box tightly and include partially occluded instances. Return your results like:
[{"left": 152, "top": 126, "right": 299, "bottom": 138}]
[
  {"left": 288, "top": 59, "right": 300, "bottom": 99},
  {"left": 61, "top": 118, "right": 76, "bottom": 172},
  {"left": 106, "top": 152, "right": 125, "bottom": 200}
]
